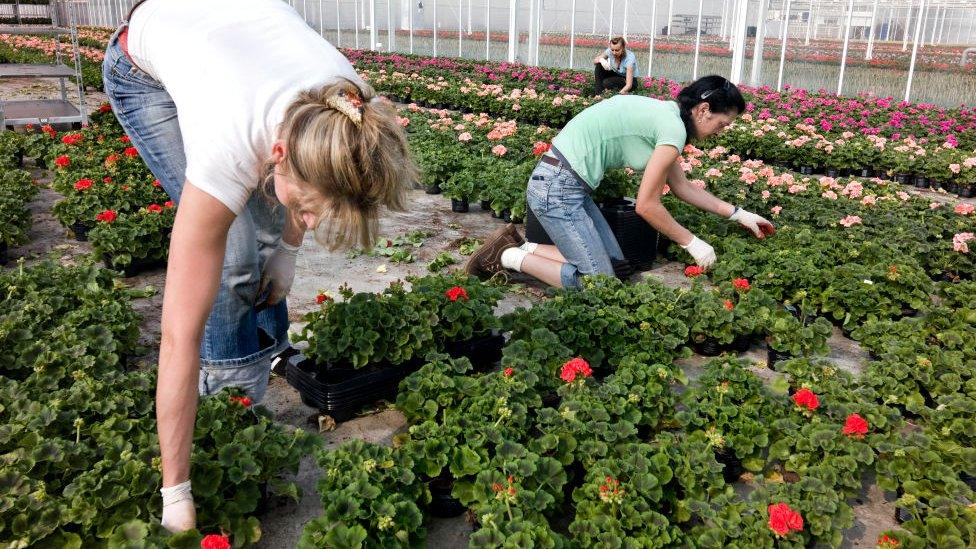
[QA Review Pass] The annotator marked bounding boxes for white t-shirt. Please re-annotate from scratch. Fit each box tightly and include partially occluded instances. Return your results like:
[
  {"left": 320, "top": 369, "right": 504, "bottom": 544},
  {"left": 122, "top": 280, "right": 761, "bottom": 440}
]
[{"left": 127, "top": 0, "right": 363, "bottom": 215}]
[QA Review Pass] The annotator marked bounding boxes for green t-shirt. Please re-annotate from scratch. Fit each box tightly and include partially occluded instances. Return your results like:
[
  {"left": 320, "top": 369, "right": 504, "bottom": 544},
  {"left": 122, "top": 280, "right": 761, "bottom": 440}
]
[{"left": 551, "top": 96, "right": 687, "bottom": 189}]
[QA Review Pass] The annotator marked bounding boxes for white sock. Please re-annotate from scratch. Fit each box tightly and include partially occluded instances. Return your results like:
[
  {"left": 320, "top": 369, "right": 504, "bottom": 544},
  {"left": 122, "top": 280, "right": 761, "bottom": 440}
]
[
  {"left": 500, "top": 247, "right": 529, "bottom": 272},
  {"left": 519, "top": 242, "right": 539, "bottom": 253}
]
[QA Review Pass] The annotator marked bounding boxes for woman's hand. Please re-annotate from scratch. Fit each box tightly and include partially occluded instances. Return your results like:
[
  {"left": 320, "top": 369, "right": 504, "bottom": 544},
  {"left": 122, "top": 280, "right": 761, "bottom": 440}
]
[
  {"left": 729, "top": 207, "right": 776, "bottom": 238},
  {"left": 157, "top": 181, "right": 235, "bottom": 533}
]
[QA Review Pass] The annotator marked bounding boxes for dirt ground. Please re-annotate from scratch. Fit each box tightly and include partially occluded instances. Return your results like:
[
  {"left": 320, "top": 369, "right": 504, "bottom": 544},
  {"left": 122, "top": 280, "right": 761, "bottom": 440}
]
[{"left": 7, "top": 77, "right": 962, "bottom": 548}]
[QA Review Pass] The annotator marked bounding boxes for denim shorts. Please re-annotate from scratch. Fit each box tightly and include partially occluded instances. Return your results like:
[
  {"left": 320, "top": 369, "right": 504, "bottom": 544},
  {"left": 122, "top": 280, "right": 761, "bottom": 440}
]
[
  {"left": 103, "top": 25, "right": 289, "bottom": 402},
  {"left": 525, "top": 159, "right": 625, "bottom": 288}
]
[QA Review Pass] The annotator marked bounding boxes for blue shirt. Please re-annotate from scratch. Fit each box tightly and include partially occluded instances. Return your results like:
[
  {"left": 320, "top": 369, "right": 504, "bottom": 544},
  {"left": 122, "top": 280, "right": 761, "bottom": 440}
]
[{"left": 603, "top": 48, "right": 639, "bottom": 77}]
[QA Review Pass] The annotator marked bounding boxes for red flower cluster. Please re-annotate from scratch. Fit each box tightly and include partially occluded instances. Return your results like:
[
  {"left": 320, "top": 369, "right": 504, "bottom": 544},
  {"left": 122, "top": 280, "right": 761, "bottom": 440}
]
[
  {"left": 54, "top": 155, "right": 70, "bottom": 168},
  {"left": 791, "top": 388, "right": 820, "bottom": 412},
  {"left": 723, "top": 299, "right": 734, "bottom": 311},
  {"left": 560, "top": 357, "right": 593, "bottom": 383},
  {"left": 123, "top": 146, "right": 139, "bottom": 158},
  {"left": 316, "top": 293, "right": 332, "bottom": 304},
  {"left": 146, "top": 204, "right": 163, "bottom": 214},
  {"left": 445, "top": 286, "right": 469, "bottom": 301},
  {"left": 61, "top": 133, "right": 83, "bottom": 146},
  {"left": 491, "top": 475, "right": 517, "bottom": 497},
  {"left": 532, "top": 141, "right": 551, "bottom": 156},
  {"left": 230, "top": 395, "right": 252, "bottom": 407},
  {"left": 767, "top": 502, "right": 804, "bottom": 537},
  {"left": 41, "top": 124, "right": 56, "bottom": 138},
  {"left": 104, "top": 153, "right": 120, "bottom": 166},
  {"left": 95, "top": 210, "right": 117, "bottom": 223},
  {"left": 152, "top": 179, "right": 162, "bottom": 188},
  {"left": 164, "top": 200, "right": 174, "bottom": 208},
  {"left": 74, "top": 178, "right": 93, "bottom": 191},
  {"left": 842, "top": 413, "right": 869, "bottom": 438},
  {"left": 103, "top": 176, "right": 112, "bottom": 184},
  {"left": 877, "top": 534, "right": 900, "bottom": 548},
  {"left": 732, "top": 277, "right": 751, "bottom": 291},
  {"left": 119, "top": 135, "right": 131, "bottom": 143},
  {"left": 98, "top": 102, "right": 112, "bottom": 113},
  {"left": 684, "top": 265, "right": 704, "bottom": 277},
  {"left": 503, "top": 367, "right": 514, "bottom": 377}
]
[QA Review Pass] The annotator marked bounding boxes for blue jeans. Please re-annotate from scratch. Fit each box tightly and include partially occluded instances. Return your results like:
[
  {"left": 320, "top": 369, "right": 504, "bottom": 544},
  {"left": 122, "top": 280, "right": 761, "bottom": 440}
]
[
  {"left": 525, "top": 159, "right": 625, "bottom": 288},
  {"left": 103, "top": 25, "right": 289, "bottom": 402}
]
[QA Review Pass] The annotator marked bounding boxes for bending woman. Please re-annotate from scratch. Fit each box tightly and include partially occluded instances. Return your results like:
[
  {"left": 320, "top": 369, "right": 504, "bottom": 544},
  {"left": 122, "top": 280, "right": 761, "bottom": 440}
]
[
  {"left": 103, "top": 0, "right": 414, "bottom": 532},
  {"left": 465, "top": 75, "right": 773, "bottom": 287}
]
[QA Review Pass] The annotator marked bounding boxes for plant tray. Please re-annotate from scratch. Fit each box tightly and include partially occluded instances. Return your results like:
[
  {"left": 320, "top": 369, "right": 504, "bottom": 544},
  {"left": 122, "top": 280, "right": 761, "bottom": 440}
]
[
  {"left": 443, "top": 331, "right": 505, "bottom": 371},
  {"left": 102, "top": 253, "right": 167, "bottom": 277}
]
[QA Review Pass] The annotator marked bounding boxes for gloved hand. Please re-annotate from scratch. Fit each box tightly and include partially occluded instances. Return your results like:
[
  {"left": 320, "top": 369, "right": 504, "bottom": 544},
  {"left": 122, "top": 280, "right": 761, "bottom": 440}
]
[
  {"left": 161, "top": 481, "right": 196, "bottom": 533},
  {"left": 729, "top": 207, "right": 776, "bottom": 239},
  {"left": 259, "top": 240, "right": 300, "bottom": 306},
  {"left": 681, "top": 236, "right": 716, "bottom": 269},
  {"left": 599, "top": 58, "right": 612, "bottom": 71}
]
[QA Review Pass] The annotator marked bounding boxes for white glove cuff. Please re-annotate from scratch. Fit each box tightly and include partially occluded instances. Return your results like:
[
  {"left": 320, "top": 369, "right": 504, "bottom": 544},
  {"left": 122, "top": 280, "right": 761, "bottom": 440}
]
[
  {"left": 161, "top": 480, "right": 193, "bottom": 507},
  {"left": 279, "top": 240, "right": 300, "bottom": 255},
  {"left": 681, "top": 236, "right": 702, "bottom": 250},
  {"left": 728, "top": 206, "right": 742, "bottom": 220}
]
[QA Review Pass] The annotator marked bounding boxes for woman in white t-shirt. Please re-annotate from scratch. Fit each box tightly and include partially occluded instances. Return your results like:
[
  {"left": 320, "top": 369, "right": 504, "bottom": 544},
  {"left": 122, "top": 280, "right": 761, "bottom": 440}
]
[{"left": 102, "top": 0, "right": 415, "bottom": 532}]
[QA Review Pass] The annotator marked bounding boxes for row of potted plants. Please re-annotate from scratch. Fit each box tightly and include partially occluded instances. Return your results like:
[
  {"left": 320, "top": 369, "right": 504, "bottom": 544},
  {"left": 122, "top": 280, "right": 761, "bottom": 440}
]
[
  {"left": 0, "top": 258, "right": 319, "bottom": 547},
  {"left": 0, "top": 150, "right": 37, "bottom": 263}
]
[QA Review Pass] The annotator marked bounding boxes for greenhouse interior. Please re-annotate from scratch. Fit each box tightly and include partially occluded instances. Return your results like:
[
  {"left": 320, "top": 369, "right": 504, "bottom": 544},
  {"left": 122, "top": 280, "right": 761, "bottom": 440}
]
[{"left": 1, "top": 0, "right": 975, "bottom": 547}]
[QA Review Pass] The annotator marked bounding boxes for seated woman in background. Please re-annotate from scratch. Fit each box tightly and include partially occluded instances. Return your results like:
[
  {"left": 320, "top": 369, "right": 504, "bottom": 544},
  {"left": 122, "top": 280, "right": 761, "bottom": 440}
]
[{"left": 592, "top": 36, "right": 640, "bottom": 96}]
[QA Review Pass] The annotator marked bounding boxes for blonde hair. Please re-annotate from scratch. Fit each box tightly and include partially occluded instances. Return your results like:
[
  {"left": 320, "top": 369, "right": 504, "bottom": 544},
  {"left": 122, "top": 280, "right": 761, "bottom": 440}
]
[{"left": 275, "top": 78, "right": 416, "bottom": 251}]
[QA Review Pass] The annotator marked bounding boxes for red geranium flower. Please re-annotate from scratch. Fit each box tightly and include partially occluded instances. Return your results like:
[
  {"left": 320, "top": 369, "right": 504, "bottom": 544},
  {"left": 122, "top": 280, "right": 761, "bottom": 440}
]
[
  {"left": 684, "top": 265, "right": 704, "bottom": 278},
  {"left": 230, "top": 395, "right": 252, "bottom": 408},
  {"left": 104, "top": 153, "right": 120, "bottom": 166},
  {"left": 723, "top": 299, "right": 734, "bottom": 311},
  {"left": 842, "top": 413, "right": 869, "bottom": 438},
  {"left": 42, "top": 124, "right": 57, "bottom": 138},
  {"left": 61, "top": 133, "right": 83, "bottom": 145},
  {"left": 98, "top": 102, "right": 112, "bottom": 113},
  {"left": 877, "top": 533, "right": 900, "bottom": 548},
  {"left": 732, "top": 277, "right": 751, "bottom": 291},
  {"left": 164, "top": 200, "right": 175, "bottom": 208},
  {"left": 316, "top": 293, "right": 331, "bottom": 304},
  {"left": 103, "top": 176, "right": 113, "bottom": 183},
  {"left": 445, "top": 286, "right": 469, "bottom": 301},
  {"left": 532, "top": 141, "right": 551, "bottom": 156},
  {"left": 119, "top": 135, "right": 131, "bottom": 143},
  {"left": 152, "top": 179, "right": 162, "bottom": 188},
  {"left": 560, "top": 357, "right": 593, "bottom": 383},
  {"left": 147, "top": 204, "right": 163, "bottom": 214},
  {"left": 767, "top": 502, "right": 803, "bottom": 537},
  {"left": 74, "top": 178, "right": 93, "bottom": 191},
  {"left": 791, "top": 388, "right": 820, "bottom": 412},
  {"left": 54, "top": 155, "right": 70, "bottom": 168},
  {"left": 95, "top": 210, "right": 117, "bottom": 223},
  {"left": 503, "top": 367, "right": 514, "bottom": 377},
  {"left": 123, "top": 146, "right": 139, "bottom": 157}
]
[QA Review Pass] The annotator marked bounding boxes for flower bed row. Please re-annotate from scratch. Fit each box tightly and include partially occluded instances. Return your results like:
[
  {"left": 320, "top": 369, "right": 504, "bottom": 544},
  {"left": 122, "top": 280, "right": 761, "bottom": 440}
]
[
  {"left": 0, "top": 259, "right": 319, "bottom": 547},
  {"left": 0, "top": 149, "right": 37, "bottom": 263},
  {"left": 0, "top": 105, "right": 175, "bottom": 274},
  {"left": 296, "top": 272, "right": 975, "bottom": 547}
]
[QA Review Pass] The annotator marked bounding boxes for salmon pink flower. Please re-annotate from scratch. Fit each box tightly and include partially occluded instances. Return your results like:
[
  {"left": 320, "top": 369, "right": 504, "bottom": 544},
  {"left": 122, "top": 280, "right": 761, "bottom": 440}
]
[
  {"left": 532, "top": 141, "right": 551, "bottom": 156},
  {"left": 684, "top": 265, "right": 704, "bottom": 278},
  {"left": 954, "top": 203, "right": 974, "bottom": 215}
]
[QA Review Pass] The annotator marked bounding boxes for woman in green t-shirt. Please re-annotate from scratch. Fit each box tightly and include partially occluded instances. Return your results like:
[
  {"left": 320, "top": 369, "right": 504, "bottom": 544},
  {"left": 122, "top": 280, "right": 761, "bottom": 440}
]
[{"left": 465, "top": 75, "right": 774, "bottom": 288}]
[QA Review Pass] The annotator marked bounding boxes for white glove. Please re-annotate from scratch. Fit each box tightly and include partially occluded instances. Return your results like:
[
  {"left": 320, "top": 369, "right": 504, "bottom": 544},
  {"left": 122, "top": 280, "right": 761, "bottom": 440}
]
[
  {"left": 599, "top": 58, "right": 612, "bottom": 71},
  {"left": 259, "top": 240, "right": 300, "bottom": 306},
  {"left": 161, "top": 481, "right": 196, "bottom": 533},
  {"left": 681, "top": 236, "right": 716, "bottom": 269},
  {"left": 729, "top": 206, "right": 776, "bottom": 239}
]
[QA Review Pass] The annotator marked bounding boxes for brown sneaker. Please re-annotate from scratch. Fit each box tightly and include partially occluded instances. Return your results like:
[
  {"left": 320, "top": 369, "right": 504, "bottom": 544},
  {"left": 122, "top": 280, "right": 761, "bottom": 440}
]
[{"left": 464, "top": 224, "right": 524, "bottom": 279}]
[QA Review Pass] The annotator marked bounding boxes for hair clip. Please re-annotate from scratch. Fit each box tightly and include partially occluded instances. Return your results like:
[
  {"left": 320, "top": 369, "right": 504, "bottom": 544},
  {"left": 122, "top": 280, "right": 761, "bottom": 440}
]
[{"left": 326, "top": 91, "right": 364, "bottom": 127}]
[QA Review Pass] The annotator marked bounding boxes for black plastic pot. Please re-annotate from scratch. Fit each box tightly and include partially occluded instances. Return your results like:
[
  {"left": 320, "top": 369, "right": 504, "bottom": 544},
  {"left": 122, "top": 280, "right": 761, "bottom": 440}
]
[
  {"left": 490, "top": 209, "right": 502, "bottom": 219},
  {"left": 501, "top": 209, "right": 512, "bottom": 222},
  {"left": 914, "top": 176, "right": 929, "bottom": 189},
  {"left": 960, "top": 472, "right": 976, "bottom": 491},
  {"left": 715, "top": 450, "right": 745, "bottom": 484},
  {"left": 727, "top": 335, "right": 753, "bottom": 353},
  {"left": 767, "top": 347, "right": 793, "bottom": 371},
  {"left": 71, "top": 221, "right": 93, "bottom": 242},
  {"left": 443, "top": 331, "right": 505, "bottom": 372},
  {"left": 894, "top": 173, "right": 911, "bottom": 185},
  {"left": 858, "top": 168, "right": 873, "bottom": 178},
  {"left": 480, "top": 200, "right": 491, "bottom": 211},
  {"left": 799, "top": 166, "right": 815, "bottom": 175},
  {"left": 0, "top": 242, "right": 7, "bottom": 266},
  {"left": 425, "top": 183, "right": 442, "bottom": 195},
  {"left": 285, "top": 353, "right": 420, "bottom": 422},
  {"left": 825, "top": 168, "right": 841, "bottom": 178},
  {"left": 657, "top": 234, "right": 675, "bottom": 260},
  {"left": 271, "top": 346, "right": 300, "bottom": 377},
  {"left": 599, "top": 200, "right": 658, "bottom": 271},
  {"left": 960, "top": 186, "right": 974, "bottom": 198},
  {"left": 692, "top": 337, "right": 722, "bottom": 357},
  {"left": 102, "top": 253, "right": 167, "bottom": 277},
  {"left": 946, "top": 182, "right": 961, "bottom": 195},
  {"left": 428, "top": 476, "right": 466, "bottom": 518},
  {"left": 451, "top": 198, "right": 469, "bottom": 213}
]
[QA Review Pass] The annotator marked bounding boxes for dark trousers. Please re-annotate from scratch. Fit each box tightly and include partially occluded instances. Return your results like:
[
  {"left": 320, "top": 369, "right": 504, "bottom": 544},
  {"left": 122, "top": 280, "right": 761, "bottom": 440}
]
[{"left": 593, "top": 63, "right": 637, "bottom": 94}]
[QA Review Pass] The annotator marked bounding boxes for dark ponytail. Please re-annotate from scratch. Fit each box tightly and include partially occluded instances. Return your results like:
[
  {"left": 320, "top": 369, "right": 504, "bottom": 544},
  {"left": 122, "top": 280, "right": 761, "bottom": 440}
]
[{"left": 676, "top": 75, "right": 746, "bottom": 139}]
